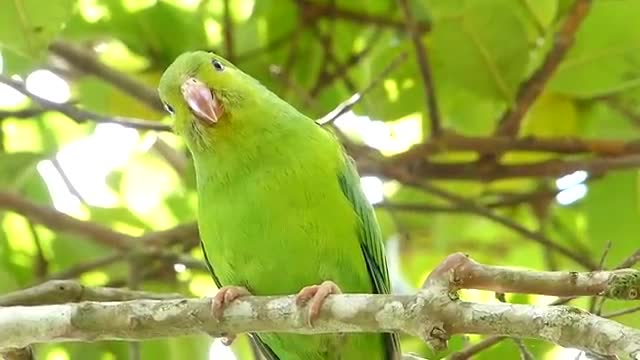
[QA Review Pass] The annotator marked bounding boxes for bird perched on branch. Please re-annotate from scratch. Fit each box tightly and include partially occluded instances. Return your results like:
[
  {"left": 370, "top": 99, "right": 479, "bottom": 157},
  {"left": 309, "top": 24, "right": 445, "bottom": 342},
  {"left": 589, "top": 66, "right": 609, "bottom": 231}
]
[{"left": 158, "top": 51, "right": 400, "bottom": 360}]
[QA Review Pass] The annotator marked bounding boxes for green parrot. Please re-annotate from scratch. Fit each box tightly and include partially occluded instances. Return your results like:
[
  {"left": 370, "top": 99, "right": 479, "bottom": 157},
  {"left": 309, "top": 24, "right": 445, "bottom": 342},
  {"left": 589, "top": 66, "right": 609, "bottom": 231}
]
[{"left": 158, "top": 51, "right": 400, "bottom": 360}]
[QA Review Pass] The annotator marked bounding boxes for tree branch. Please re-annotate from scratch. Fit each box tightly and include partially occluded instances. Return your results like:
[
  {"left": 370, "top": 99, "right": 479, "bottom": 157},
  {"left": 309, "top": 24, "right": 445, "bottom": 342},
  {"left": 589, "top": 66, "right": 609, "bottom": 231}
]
[
  {"left": 222, "top": 0, "right": 234, "bottom": 61},
  {"left": 397, "top": 0, "right": 441, "bottom": 138},
  {"left": 1, "top": 347, "right": 34, "bottom": 360},
  {"left": 0, "top": 75, "right": 170, "bottom": 132},
  {"left": 377, "top": 154, "right": 640, "bottom": 181},
  {"left": 394, "top": 133, "right": 640, "bottom": 162},
  {"left": 49, "top": 41, "right": 163, "bottom": 111},
  {"left": 430, "top": 253, "right": 639, "bottom": 299},
  {"left": 379, "top": 169, "right": 598, "bottom": 269},
  {"left": 309, "top": 27, "right": 382, "bottom": 96},
  {"left": 0, "top": 191, "right": 133, "bottom": 250},
  {"left": 0, "top": 291, "right": 638, "bottom": 357},
  {"left": 0, "top": 108, "right": 47, "bottom": 119},
  {"left": 296, "top": 0, "right": 429, "bottom": 32},
  {"left": 0, "top": 280, "right": 182, "bottom": 306},
  {"left": 0, "top": 191, "right": 200, "bottom": 253},
  {"left": 317, "top": 52, "right": 408, "bottom": 125},
  {"left": 494, "top": 0, "right": 592, "bottom": 137},
  {"left": 449, "top": 336, "right": 505, "bottom": 360}
]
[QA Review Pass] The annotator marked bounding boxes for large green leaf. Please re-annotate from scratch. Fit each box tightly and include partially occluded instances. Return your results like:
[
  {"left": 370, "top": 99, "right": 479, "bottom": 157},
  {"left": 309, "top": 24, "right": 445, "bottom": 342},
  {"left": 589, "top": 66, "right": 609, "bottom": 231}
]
[
  {"left": 429, "top": 0, "right": 529, "bottom": 102},
  {"left": 585, "top": 171, "right": 640, "bottom": 268},
  {"left": 550, "top": 1, "right": 640, "bottom": 97},
  {"left": 0, "top": 0, "right": 74, "bottom": 58}
]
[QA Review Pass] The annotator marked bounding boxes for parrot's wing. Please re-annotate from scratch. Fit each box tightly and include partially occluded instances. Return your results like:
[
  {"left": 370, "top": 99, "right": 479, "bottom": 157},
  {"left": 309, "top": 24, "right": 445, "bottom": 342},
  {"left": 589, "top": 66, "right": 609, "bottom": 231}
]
[
  {"left": 201, "top": 243, "right": 280, "bottom": 360},
  {"left": 200, "top": 242, "right": 223, "bottom": 288},
  {"left": 338, "top": 154, "right": 402, "bottom": 359}
]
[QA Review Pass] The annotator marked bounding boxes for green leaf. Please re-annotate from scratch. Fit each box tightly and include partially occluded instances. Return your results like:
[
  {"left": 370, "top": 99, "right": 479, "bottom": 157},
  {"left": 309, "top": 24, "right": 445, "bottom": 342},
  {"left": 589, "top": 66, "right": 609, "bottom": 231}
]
[
  {"left": 0, "top": 48, "right": 36, "bottom": 75},
  {"left": 430, "top": 0, "right": 529, "bottom": 102},
  {"left": 524, "top": 0, "right": 558, "bottom": 29},
  {"left": 585, "top": 170, "right": 640, "bottom": 268},
  {"left": 550, "top": 1, "right": 640, "bottom": 97},
  {"left": 0, "top": 151, "right": 45, "bottom": 188},
  {"left": 0, "top": 0, "right": 75, "bottom": 58}
]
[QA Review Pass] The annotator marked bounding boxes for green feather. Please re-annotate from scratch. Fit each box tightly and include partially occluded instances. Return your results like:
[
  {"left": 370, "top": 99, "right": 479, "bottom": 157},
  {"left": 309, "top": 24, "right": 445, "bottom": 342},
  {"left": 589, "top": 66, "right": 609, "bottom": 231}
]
[{"left": 159, "top": 51, "right": 401, "bottom": 360}]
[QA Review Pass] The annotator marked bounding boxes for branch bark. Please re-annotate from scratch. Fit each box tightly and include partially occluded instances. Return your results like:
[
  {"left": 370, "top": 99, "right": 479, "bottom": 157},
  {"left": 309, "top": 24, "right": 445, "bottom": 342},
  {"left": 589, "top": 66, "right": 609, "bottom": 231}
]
[
  {"left": 1, "top": 255, "right": 639, "bottom": 357},
  {"left": 0, "top": 291, "right": 638, "bottom": 358}
]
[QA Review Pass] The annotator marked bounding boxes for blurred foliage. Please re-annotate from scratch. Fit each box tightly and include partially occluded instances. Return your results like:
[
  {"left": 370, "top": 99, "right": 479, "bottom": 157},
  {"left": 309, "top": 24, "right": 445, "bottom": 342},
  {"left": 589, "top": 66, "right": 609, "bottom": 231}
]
[{"left": 0, "top": 0, "right": 639, "bottom": 359}]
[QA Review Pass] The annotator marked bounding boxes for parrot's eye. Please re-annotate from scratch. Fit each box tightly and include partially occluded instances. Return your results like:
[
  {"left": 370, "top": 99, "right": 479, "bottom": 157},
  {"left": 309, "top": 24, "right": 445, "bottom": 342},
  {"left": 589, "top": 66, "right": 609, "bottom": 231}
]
[
  {"left": 163, "top": 102, "right": 175, "bottom": 115},
  {"left": 212, "top": 59, "right": 225, "bottom": 72}
]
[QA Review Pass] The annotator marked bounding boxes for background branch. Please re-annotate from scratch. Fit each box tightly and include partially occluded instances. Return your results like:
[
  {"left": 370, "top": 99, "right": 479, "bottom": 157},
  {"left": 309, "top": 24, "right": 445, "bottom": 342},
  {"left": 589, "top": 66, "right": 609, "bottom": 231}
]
[
  {"left": 0, "top": 75, "right": 170, "bottom": 131},
  {"left": 494, "top": 0, "right": 592, "bottom": 137},
  {"left": 397, "top": 0, "right": 441, "bottom": 138},
  {"left": 49, "top": 41, "right": 163, "bottom": 111}
]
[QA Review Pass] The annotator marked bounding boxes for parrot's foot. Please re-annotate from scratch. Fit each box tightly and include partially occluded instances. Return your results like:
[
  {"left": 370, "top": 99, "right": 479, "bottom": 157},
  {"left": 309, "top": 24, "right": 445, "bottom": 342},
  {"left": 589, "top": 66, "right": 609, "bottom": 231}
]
[
  {"left": 209, "top": 286, "right": 251, "bottom": 345},
  {"left": 295, "top": 280, "right": 342, "bottom": 326}
]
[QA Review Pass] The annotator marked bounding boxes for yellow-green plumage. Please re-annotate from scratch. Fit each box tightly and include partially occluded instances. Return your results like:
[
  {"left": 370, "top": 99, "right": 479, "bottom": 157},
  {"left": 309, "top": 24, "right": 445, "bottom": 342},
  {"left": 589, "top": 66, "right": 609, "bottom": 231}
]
[{"left": 159, "top": 51, "right": 400, "bottom": 359}]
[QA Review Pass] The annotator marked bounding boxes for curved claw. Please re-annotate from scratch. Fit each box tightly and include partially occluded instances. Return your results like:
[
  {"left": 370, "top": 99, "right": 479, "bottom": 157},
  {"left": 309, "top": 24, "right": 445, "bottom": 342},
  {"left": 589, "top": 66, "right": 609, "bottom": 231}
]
[
  {"left": 295, "top": 280, "right": 342, "bottom": 326},
  {"left": 210, "top": 285, "right": 251, "bottom": 320},
  {"left": 207, "top": 286, "right": 251, "bottom": 343}
]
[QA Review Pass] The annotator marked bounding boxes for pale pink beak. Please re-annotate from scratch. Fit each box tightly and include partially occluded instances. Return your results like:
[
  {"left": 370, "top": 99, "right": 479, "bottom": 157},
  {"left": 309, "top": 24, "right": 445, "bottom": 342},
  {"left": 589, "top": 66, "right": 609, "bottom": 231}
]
[{"left": 181, "top": 78, "right": 222, "bottom": 124}]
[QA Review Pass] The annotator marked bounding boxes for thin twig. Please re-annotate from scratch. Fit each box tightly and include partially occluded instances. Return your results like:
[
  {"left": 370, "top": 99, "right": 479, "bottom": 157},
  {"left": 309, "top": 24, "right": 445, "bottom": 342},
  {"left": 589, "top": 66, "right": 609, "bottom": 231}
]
[
  {"left": 27, "top": 221, "right": 47, "bottom": 279},
  {"left": 296, "top": 0, "right": 429, "bottom": 32},
  {"left": 494, "top": 0, "right": 592, "bottom": 137},
  {"left": 375, "top": 154, "right": 640, "bottom": 181},
  {"left": 310, "top": 27, "right": 382, "bottom": 96},
  {"left": 617, "top": 248, "right": 640, "bottom": 269},
  {"left": 222, "top": 0, "right": 234, "bottom": 61},
  {"left": 51, "top": 157, "right": 89, "bottom": 204},
  {"left": 0, "top": 75, "right": 171, "bottom": 131},
  {"left": 317, "top": 52, "right": 408, "bottom": 125},
  {"left": 397, "top": 0, "right": 441, "bottom": 138},
  {"left": 603, "top": 305, "right": 640, "bottom": 319},
  {"left": 41, "top": 253, "right": 123, "bottom": 282},
  {"left": 382, "top": 169, "right": 598, "bottom": 269},
  {"left": 449, "top": 336, "right": 506, "bottom": 359},
  {"left": 235, "top": 27, "right": 302, "bottom": 63},
  {"left": 513, "top": 338, "right": 535, "bottom": 360}
]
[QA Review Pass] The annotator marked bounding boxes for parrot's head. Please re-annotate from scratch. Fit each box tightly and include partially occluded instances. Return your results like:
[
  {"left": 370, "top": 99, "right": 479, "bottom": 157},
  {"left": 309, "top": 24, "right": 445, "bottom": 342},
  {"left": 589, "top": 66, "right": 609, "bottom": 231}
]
[{"left": 158, "top": 51, "right": 264, "bottom": 149}]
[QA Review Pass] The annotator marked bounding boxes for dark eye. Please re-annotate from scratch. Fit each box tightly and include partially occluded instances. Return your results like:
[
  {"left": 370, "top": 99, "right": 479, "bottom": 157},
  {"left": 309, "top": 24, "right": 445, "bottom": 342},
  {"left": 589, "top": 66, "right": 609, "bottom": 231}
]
[
  {"left": 163, "top": 102, "right": 174, "bottom": 115},
  {"left": 212, "top": 59, "right": 225, "bottom": 72}
]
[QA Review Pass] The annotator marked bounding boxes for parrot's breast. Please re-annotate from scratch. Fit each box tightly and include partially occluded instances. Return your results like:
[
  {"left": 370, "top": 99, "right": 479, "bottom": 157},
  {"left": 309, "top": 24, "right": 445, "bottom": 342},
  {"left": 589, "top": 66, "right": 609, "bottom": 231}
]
[{"left": 194, "top": 125, "right": 389, "bottom": 359}]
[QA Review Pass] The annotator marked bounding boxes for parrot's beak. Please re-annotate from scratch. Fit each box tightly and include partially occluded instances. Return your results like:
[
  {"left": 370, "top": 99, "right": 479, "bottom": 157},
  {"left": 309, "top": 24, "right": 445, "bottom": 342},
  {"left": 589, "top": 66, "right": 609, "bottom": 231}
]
[{"left": 181, "top": 78, "right": 222, "bottom": 124}]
